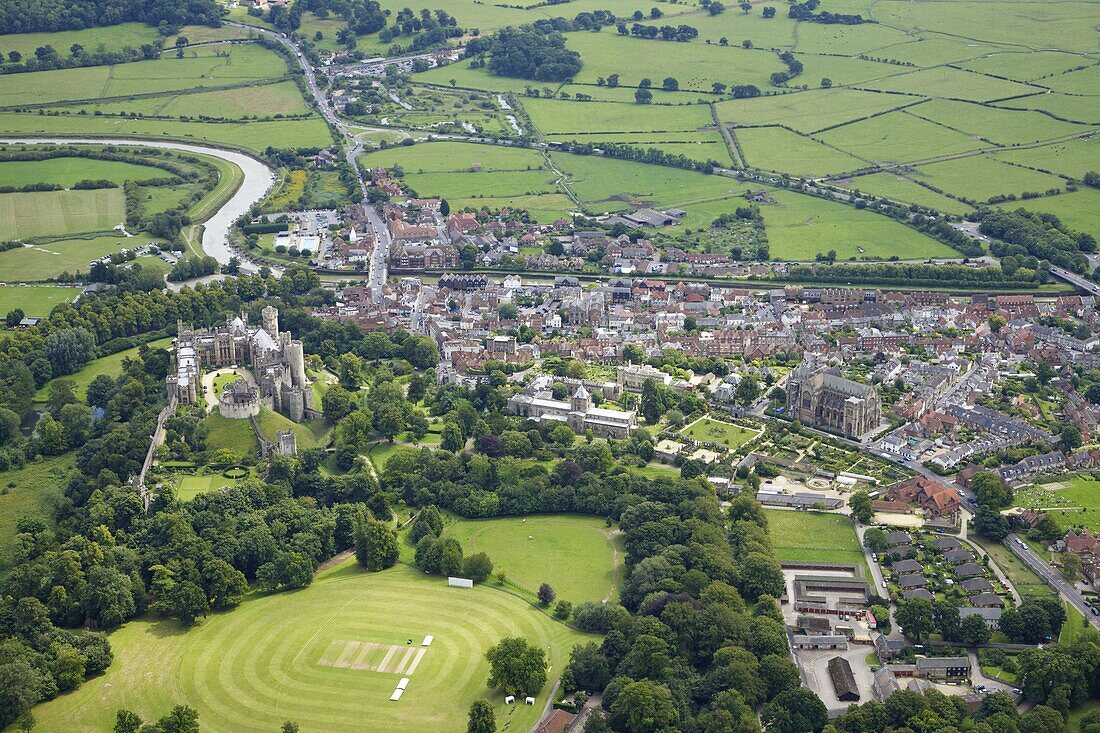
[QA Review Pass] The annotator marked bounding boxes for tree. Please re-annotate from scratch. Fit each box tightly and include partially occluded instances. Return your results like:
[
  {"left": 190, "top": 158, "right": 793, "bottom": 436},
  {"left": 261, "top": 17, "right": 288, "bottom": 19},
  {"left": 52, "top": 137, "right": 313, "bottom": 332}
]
[
  {"left": 114, "top": 710, "right": 143, "bottom": 733},
  {"left": 896, "top": 598, "right": 934, "bottom": 640},
  {"left": 849, "top": 490, "right": 873, "bottom": 523},
  {"left": 762, "top": 5, "right": 776, "bottom": 16},
  {"left": 156, "top": 705, "right": 200, "bottom": 733},
  {"left": 354, "top": 515, "right": 399, "bottom": 571},
  {"left": 441, "top": 422, "right": 465, "bottom": 452},
  {"left": 740, "top": 1, "right": 752, "bottom": 11},
  {"left": 467, "top": 699, "right": 495, "bottom": 733},
  {"left": 1060, "top": 552, "right": 1082, "bottom": 580},
  {"left": 634, "top": 88, "right": 653, "bottom": 104},
  {"left": 485, "top": 637, "right": 548, "bottom": 696},
  {"left": 86, "top": 374, "right": 116, "bottom": 409},
  {"left": 538, "top": 583, "right": 556, "bottom": 606},
  {"left": 762, "top": 689, "right": 828, "bottom": 733},
  {"left": 440, "top": 198, "right": 451, "bottom": 216},
  {"left": 662, "top": 77, "right": 678, "bottom": 91},
  {"left": 863, "top": 527, "right": 888, "bottom": 552},
  {"left": 322, "top": 385, "right": 356, "bottom": 423},
  {"left": 821, "top": 77, "right": 832, "bottom": 88},
  {"left": 463, "top": 552, "right": 493, "bottom": 583},
  {"left": 1019, "top": 705, "right": 1067, "bottom": 733},
  {"left": 403, "top": 335, "right": 439, "bottom": 369},
  {"left": 971, "top": 471, "right": 1012, "bottom": 509},
  {"left": 739, "top": 551, "right": 784, "bottom": 601},
  {"left": 1060, "top": 425, "right": 1082, "bottom": 452},
  {"left": 709, "top": 0, "right": 726, "bottom": 14},
  {"left": 958, "top": 614, "right": 993, "bottom": 645},
  {"left": 45, "top": 328, "right": 95, "bottom": 376},
  {"left": 974, "top": 505, "right": 1010, "bottom": 541},
  {"left": 373, "top": 403, "right": 406, "bottom": 443},
  {"left": 735, "top": 377, "right": 759, "bottom": 404},
  {"left": 609, "top": 680, "right": 679, "bottom": 733}
]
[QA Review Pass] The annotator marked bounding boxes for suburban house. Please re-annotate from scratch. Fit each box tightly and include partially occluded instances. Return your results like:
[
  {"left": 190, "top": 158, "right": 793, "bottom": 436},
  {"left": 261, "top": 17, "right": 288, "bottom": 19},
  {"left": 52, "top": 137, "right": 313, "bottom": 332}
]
[{"left": 887, "top": 476, "right": 961, "bottom": 520}]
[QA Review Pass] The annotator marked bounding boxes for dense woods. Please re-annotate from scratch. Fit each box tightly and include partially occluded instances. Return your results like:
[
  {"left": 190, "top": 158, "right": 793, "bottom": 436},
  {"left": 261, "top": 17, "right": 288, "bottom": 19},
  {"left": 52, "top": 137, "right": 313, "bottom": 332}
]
[{"left": 0, "top": 0, "right": 222, "bottom": 34}]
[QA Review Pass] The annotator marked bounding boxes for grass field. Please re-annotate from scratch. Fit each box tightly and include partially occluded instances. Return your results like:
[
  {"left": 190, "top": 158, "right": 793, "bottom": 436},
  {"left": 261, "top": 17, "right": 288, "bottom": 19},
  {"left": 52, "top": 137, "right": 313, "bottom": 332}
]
[
  {"left": 717, "top": 89, "right": 913, "bottom": 134},
  {"left": 446, "top": 514, "right": 623, "bottom": 603},
  {"left": 679, "top": 417, "right": 759, "bottom": 451},
  {"left": 175, "top": 471, "right": 235, "bottom": 502},
  {"left": 759, "top": 188, "right": 956, "bottom": 261},
  {"left": 0, "top": 232, "right": 159, "bottom": 282},
  {"left": 0, "top": 284, "right": 77, "bottom": 317},
  {"left": 995, "top": 189, "right": 1100, "bottom": 240},
  {"left": 765, "top": 509, "right": 865, "bottom": 566},
  {"left": 817, "top": 110, "right": 984, "bottom": 164},
  {"left": 736, "top": 127, "right": 864, "bottom": 177},
  {"left": 0, "top": 156, "right": 162, "bottom": 187},
  {"left": 975, "top": 537, "right": 1056, "bottom": 601},
  {"left": 1013, "top": 474, "right": 1100, "bottom": 532},
  {"left": 522, "top": 97, "right": 713, "bottom": 135},
  {"left": 359, "top": 141, "right": 546, "bottom": 173},
  {"left": 994, "top": 135, "right": 1100, "bottom": 180},
  {"left": 28, "top": 561, "right": 592, "bottom": 733},
  {"left": 840, "top": 172, "right": 974, "bottom": 216},
  {"left": 0, "top": 454, "right": 74, "bottom": 572},
  {"left": 910, "top": 99, "right": 1089, "bottom": 146},
  {"left": 0, "top": 188, "right": 124, "bottom": 239},
  {"left": 35, "top": 336, "right": 173, "bottom": 401},
  {"left": 203, "top": 412, "right": 260, "bottom": 458},
  {"left": 58, "top": 80, "right": 314, "bottom": 120},
  {"left": 856, "top": 65, "right": 1038, "bottom": 102},
  {"left": 907, "top": 156, "right": 1066, "bottom": 203},
  {"left": 256, "top": 407, "right": 332, "bottom": 451}
]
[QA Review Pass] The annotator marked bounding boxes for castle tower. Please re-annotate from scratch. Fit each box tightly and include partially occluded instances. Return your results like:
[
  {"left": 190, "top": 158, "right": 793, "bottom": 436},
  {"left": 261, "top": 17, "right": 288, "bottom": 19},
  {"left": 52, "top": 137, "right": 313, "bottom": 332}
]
[
  {"left": 285, "top": 340, "right": 308, "bottom": 389},
  {"left": 261, "top": 305, "right": 279, "bottom": 339}
]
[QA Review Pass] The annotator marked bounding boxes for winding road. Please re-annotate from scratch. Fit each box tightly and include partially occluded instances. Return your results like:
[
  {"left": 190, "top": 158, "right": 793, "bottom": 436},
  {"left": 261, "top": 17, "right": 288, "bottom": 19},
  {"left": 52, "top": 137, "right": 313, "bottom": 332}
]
[{"left": 0, "top": 136, "right": 275, "bottom": 268}]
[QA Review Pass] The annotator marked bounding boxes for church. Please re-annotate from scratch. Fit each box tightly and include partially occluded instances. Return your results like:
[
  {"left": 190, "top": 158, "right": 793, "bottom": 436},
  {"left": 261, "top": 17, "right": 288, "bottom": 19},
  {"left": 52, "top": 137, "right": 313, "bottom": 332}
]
[
  {"left": 786, "top": 364, "right": 881, "bottom": 438},
  {"left": 167, "top": 306, "right": 316, "bottom": 423},
  {"left": 507, "top": 381, "right": 637, "bottom": 438}
]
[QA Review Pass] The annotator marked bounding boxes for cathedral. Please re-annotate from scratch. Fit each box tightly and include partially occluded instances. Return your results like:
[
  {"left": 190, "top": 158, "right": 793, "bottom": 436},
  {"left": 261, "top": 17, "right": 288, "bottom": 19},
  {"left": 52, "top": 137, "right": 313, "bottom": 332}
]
[
  {"left": 167, "top": 306, "right": 315, "bottom": 422},
  {"left": 786, "top": 364, "right": 881, "bottom": 438}
]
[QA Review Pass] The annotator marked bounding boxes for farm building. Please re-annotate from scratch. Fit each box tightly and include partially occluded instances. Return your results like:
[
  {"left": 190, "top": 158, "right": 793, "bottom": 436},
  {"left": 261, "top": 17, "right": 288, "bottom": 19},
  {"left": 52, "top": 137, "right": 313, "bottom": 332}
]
[{"left": 828, "top": 656, "right": 860, "bottom": 702}]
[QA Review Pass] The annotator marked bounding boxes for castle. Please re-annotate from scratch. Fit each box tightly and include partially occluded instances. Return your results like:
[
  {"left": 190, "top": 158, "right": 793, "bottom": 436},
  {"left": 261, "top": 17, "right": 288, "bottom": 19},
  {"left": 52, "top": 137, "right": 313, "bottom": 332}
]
[
  {"left": 786, "top": 364, "right": 881, "bottom": 438},
  {"left": 168, "top": 306, "right": 315, "bottom": 422}
]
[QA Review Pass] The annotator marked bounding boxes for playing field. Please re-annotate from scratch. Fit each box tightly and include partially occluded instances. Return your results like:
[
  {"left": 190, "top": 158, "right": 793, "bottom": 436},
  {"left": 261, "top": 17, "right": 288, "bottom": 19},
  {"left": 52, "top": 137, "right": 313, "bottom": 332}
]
[
  {"left": 175, "top": 472, "right": 235, "bottom": 502},
  {"left": 0, "top": 188, "right": 124, "bottom": 239},
  {"left": 765, "top": 509, "right": 865, "bottom": 566},
  {"left": 446, "top": 514, "right": 623, "bottom": 603},
  {"left": 679, "top": 417, "right": 760, "bottom": 451},
  {"left": 0, "top": 284, "right": 78, "bottom": 317},
  {"left": 1013, "top": 474, "right": 1100, "bottom": 532},
  {"left": 28, "top": 562, "right": 592, "bottom": 733}
]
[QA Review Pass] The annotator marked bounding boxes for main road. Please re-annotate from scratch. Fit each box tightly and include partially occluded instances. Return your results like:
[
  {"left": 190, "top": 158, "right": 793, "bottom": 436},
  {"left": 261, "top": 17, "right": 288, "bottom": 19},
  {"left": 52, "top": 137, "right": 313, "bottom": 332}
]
[{"left": 1005, "top": 532, "right": 1100, "bottom": 630}]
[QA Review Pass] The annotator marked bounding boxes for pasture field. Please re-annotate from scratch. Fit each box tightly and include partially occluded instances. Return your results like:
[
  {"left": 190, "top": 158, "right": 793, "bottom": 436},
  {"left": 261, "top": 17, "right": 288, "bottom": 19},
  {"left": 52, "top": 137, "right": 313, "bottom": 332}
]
[
  {"left": 0, "top": 188, "right": 124, "bottom": 239},
  {"left": 909, "top": 99, "right": 1089, "bottom": 146},
  {"left": 0, "top": 285, "right": 77, "bottom": 317},
  {"left": 446, "top": 514, "right": 623, "bottom": 603},
  {"left": 679, "top": 417, "right": 759, "bottom": 451},
  {"left": 359, "top": 141, "right": 546, "bottom": 173},
  {"left": 788, "top": 20, "right": 912, "bottom": 55},
  {"left": 0, "top": 112, "right": 333, "bottom": 153},
  {"left": 736, "top": 127, "right": 864, "bottom": 177},
  {"left": 406, "top": 169, "right": 558, "bottom": 198},
  {"left": 1030, "top": 64, "right": 1100, "bottom": 95},
  {"left": 56, "top": 80, "right": 314, "bottom": 119},
  {"left": 995, "top": 189, "right": 1100, "bottom": 240},
  {"left": 542, "top": 131, "right": 733, "bottom": 166},
  {"left": 448, "top": 193, "right": 575, "bottom": 223},
  {"left": 856, "top": 65, "right": 1037, "bottom": 102},
  {"left": 0, "top": 156, "right": 161, "bottom": 188},
  {"left": 415, "top": 61, "right": 536, "bottom": 93},
  {"left": 35, "top": 337, "right": 173, "bottom": 402},
  {"left": 959, "top": 50, "right": 1094, "bottom": 82},
  {"left": 840, "top": 172, "right": 974, "bottom": 216},
  {"left": 0, "top": 233, "right": 160, "bottom": 282},
  {"left": 794, "top": 55, "right": 904, "bottom": 87},
  {"left": 296, "top": 11, "right": 351, "bottom": 52},
  {"left": 765, "top": 509, "right": 865, "bottom": 566},
  {"left": 555, "top": 84, "right": 707, "bottom": 105},
  {"left": 906, "top": 156, "right": 1066, "bottom": 203},
  {"left": 0, "top": 24, "right": 161, "bottom": 61},
  {"left": 716, "top": 88, "right": 913, "bottom": 134},
  {"left": 758, "top": 189, "right": 956, "bottom": 261},
  {"left": 993, "top": 136, "right": 1100, "bottom": 180},
  {"left": 521, "top": 97, "right": 713, "bottom": 135},
  {"left": 816, "top": 110, "right": 984, "bottom": 164},
  {"left": 867, "top": 37, "right": 998, "bottom": 67},
  {"left": 0, "top": 43, "right": 288, "bottom": 107},
  {"left": 996, "top": 93, "right": 1100, "bottom": 124},
  {"left": 0, "top": 455, "right": 74, "bottom": 573},
  {"left": 28, "top": 562, "right": 592, "bottom": 733}
]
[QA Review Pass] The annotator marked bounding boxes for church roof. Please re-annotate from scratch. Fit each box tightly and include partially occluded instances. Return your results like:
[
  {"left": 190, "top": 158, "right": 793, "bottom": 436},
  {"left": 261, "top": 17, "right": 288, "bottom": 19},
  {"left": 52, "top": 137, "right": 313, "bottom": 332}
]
[{"left": 573, "top": 385, "right": 590, "bottom": 399}]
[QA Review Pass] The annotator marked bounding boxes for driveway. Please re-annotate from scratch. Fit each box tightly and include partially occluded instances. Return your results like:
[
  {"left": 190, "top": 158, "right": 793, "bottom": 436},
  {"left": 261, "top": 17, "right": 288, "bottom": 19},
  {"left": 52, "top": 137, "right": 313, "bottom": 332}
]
[
  {"left": 798, "top": 646, "right": 876, "bottom": 713},
  {"left": 201, "top": 367, "right": 256, "bottom": 412}
]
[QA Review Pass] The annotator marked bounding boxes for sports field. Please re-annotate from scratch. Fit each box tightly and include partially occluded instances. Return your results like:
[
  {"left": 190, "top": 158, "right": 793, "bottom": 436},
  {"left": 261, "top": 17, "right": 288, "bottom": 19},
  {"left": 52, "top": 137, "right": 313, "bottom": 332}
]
[
  {"left": 28, "top": 562, "right": 592, "bottom": 733},
  {"left": 765, "top": 509, "right": 865, "bottom": 567},
  {"left": 0, "top": 284, "right": 77, "bottom": 317},
  {"left": 175, "top": 472, "right": 235, "bottom": 502},
  {"left": 446, "top": 514, "right": 623, "bottom": 603},
  {"left": 679, "top": 417, "right": 760, "bottom": 451},
  {"left": 0, "top": 188, "right": 124, "bottom": 239}
]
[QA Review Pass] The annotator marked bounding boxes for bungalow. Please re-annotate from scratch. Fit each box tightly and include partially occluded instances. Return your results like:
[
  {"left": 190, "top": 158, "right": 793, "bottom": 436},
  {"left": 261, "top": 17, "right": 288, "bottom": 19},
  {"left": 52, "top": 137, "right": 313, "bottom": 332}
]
[
  {"left": 898, "top": 574, "right": 928, "bottom": 589},
  {"left": 954, "top": 562, "right": 985, "bottom": 578},
  {"left": 969, "top": 592, "right": 1004, "bottom": 608},
  {"left": 945, "top": 550, "right": 976, "bottom": 565},
  {"left": 886, "top": 531, "right": 912, "bottom": 549},
  {"left": 931, "top": 536, "right": 962, "bottom": 552},
  {"left": 892, "top": 559, "right": 923, "bottom": 575},
  {"left": 903, "top": 588, "right": 935, "bottom": 601},
  {"left": 960, "top": 578, "right": 995, "bottom": 595}
]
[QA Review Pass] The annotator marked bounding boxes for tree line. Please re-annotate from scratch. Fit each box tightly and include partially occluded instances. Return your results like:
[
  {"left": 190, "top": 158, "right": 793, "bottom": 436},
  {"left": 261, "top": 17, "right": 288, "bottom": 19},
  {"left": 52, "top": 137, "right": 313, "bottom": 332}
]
[{"left": 0, "top": 0, "right": 221, "bottom": 34}]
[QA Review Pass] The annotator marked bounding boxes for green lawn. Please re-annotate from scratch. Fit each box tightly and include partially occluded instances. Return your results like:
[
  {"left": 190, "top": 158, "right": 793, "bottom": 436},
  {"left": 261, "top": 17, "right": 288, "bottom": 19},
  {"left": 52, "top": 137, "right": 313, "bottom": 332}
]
[
  {"left": 36, "top": 337, "right": 173, "bottom": 402},
  {"left": 28, "top": 561, "right": 593, "bottom": 733},
  {"left": 679, "top": 417, "right": 759, "bottom": 451},
  {"left": 974, "top": 537, "right": 1056, "bottom": 601},
  {"left": 0, "top": 454, "right": 74, "bottom": 573},
  {"left": 0, "top": 284, "right": 78, "bottom": 317},
  {"left": 1060, "top": 600, "right": 1089, "bottom": 645},
  {"left": 1069, "top": 700, "right": 1100, "bottom": 732},
  {"left": 446, "top": 514, "right": 623, "bottom": 603},
  {"left": 765, "top": 509, "right": 866, "bottom": 567},
  {"left": 0, "top": 156, "right": 162, "bottom": 188},
  {"left": 175, "top": 471, "right": 234, "bottom": 502},
  {"left": 203, "top": 412, "right": 260, "bottom": 458},
  {"left": 0, "top": 188, "right": 125, "bottom": 239},
  {"left": 1013, "top": 474, "right": 1100, "bottom": 532}
]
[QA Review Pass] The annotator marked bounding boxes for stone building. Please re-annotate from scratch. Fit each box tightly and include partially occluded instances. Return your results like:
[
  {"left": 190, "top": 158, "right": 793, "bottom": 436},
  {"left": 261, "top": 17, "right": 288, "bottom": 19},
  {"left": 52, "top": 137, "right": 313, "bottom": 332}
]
[
  {"left": 218, "top": 380, "right": 260, "bottom": 419},
  {"left": 507, "top": 383, "right": 637, "bottom": 438},
  {"left": 786, "top": 364, "right": 881, "bottom": 437},
  {"left": 168, "top": 306, "right": 314, "bottom": 422}
]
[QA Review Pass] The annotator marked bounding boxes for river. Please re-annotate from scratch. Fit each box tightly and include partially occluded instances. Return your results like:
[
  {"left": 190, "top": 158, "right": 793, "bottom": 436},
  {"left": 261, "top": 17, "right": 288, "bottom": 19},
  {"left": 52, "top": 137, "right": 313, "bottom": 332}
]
[{"left": 0, "top": 137, "right": 275, "bottom": 266}]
